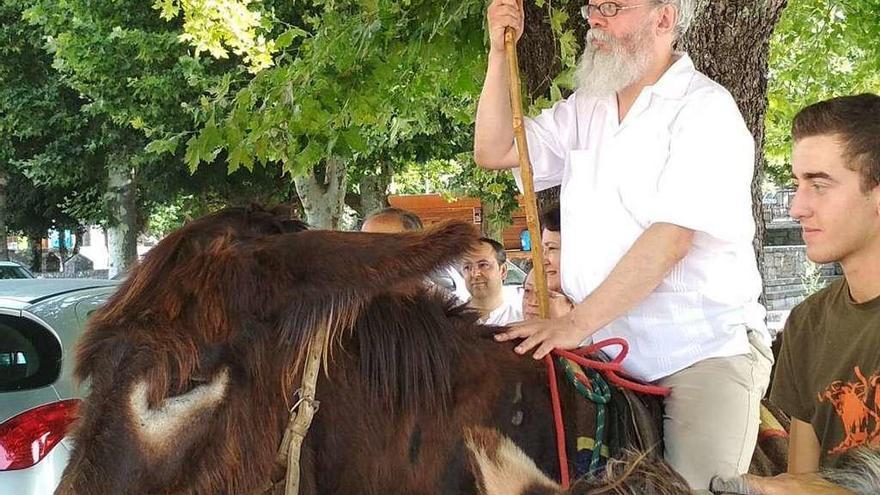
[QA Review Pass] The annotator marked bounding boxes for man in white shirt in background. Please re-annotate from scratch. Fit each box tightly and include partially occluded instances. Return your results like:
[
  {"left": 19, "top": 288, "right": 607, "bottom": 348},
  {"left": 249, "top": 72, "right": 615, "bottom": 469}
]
[
  {"left": 461, "top": 237, "right": 523, "bottom": 325},
  {"left": 477, "top": 0, "right": 772, "bottom": 489}
]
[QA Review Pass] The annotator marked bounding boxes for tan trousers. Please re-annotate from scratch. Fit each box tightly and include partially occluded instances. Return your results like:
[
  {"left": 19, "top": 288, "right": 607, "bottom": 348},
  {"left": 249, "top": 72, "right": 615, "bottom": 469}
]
[{"left": 655, "top": 331, "right": 774, "bottom": 490}]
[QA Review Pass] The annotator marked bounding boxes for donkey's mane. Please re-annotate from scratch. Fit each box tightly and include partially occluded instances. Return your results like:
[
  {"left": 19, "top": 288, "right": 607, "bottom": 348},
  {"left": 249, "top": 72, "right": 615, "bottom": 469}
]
[{"left": 349, "top": 289, "right": 485, "bottom": 415}]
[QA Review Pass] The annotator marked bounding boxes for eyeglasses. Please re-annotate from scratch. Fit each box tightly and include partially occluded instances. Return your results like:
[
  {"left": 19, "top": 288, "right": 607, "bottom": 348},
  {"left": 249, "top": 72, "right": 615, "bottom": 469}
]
[
  {"left": 580, "top": 1, "right": 655, "bottom": 19},
  {"left": 461, "top": 260, "right": 497, "bottom": 274}
]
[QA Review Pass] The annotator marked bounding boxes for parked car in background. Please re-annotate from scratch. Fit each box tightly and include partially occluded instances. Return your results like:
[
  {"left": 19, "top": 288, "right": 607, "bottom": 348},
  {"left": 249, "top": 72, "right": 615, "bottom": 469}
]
[
  {"left": 0, "top": 279, "right": 118, "bottom": 495},
  {"left": 502, "top": 260, "right": 526, "bottom": 309},
  {"left": 0, "top": 261, "right": 34, "bottom": 280}
]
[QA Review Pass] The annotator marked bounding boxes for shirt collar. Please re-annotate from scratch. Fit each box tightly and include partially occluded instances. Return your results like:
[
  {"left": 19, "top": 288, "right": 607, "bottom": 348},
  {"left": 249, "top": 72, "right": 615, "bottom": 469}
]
[{"left": 644, "top": 51, "right": 695, "bottom": 99}]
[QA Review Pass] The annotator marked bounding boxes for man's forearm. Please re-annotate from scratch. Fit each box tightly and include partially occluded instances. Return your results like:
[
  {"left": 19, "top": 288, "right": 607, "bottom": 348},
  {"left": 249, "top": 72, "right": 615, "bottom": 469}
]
[
  {"left": 788, "top": 419, "right": 822, "bottom": 474},
  {"left": 570, "top": 223, "right": 694, "bottom": 334},
  {"left": 474, "top": 50, "right": 518, "bottom": 169}
]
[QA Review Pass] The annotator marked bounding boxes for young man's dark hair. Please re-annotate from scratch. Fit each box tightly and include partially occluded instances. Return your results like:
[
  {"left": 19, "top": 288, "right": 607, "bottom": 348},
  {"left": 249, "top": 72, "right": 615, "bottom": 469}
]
[
  {"left": 540, "top": 203, "right": 561, "bottom": 233},
  {"left": 479, "top": 237, "right": 507, "bottom": 265},
  {"left": 792, "top": 93, "right": 880, "bottom": 192}
]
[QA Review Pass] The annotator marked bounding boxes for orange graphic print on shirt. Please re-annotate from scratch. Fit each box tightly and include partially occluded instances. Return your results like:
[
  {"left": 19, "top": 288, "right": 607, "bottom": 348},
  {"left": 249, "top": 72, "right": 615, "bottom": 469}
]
[{"left": 818, "top": 366, "right": 880, "bottom": 455}]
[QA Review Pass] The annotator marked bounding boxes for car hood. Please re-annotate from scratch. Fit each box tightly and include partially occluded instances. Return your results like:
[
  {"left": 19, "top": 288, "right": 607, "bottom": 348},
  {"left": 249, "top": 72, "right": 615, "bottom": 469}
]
[{"left": 0, "top": 279, "right": 118, "bottom": 310}]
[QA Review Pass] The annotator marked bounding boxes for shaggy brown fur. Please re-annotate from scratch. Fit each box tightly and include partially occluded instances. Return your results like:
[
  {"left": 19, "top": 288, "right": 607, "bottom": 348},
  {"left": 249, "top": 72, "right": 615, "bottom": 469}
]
[
  {"left": 58, "top": 206, "right": 787, "bottom": 495},
  {"left": 58, "top": 206, "right": 580, "bottom": 495}
]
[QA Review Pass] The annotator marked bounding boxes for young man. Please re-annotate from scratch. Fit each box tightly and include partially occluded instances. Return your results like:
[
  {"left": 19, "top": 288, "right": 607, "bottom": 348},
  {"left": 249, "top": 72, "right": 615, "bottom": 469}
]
[
  {"left": 461, "top": 238, "right": 523, "bottom": 325},
  {"left": 476, "top": 0, "right": 770, "bottom": 488},
  {"left": 744, "top": 94, "right": 880, "bottom": 494}
]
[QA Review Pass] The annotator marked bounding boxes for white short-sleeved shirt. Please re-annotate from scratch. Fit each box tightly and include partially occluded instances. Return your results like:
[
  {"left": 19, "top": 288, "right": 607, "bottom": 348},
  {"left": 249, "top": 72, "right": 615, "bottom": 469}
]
[
  {"left": 479, "top": 299, "right": 524, "bottom": 326},
  {"left": 516, "top": 53, "right": 768, "bottom": 382}
]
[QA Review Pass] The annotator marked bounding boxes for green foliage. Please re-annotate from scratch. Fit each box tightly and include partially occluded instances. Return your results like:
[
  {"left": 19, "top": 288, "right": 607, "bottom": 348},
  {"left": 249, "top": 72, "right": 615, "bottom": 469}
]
[
  {"left": 24, "top": 0, "right": 229, "bottom": 137},
  {"left": 179, "top": 0, "right": 488, "bottom": 183},
  {"left": 2, "top": 0, "right": 587, "bottom": 236},
  {"left": 154, "top": 0, "right": 277, "bottom": 72},
  {"left": 7, "top": 0, "right": 292, "bottom": 236},
  {"left": 1, "top": 0, "right": 108, "bottom": 230},
  {"left": 765, "top": 0, "right": 880, "bottom": 185},
  {"left": 392, "top": 159, "right": 463, "bottom": 195},
  {"left": 145, "top": 193, "right": 230, "bottom": 237}
]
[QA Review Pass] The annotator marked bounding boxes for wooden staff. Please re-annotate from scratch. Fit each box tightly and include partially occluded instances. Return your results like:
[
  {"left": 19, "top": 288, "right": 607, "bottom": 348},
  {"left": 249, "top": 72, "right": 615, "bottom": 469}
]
[{"left": 504, "top": 27, "right": 550, "bottom": 319}]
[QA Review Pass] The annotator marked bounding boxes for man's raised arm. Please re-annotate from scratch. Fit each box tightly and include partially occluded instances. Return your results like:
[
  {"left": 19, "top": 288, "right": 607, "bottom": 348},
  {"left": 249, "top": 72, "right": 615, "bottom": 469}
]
[{"left": 474, "top": 0, "right": 524, "bottom": 170}]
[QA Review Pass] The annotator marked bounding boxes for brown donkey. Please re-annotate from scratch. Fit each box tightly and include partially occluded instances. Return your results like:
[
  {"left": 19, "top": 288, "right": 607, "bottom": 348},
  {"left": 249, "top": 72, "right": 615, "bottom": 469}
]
[
  {"left": 57, "top": 206, "right": 783, "bottom": 495},
  {"left": 58, "top": 206, "right": 594, "bottom": 494}
]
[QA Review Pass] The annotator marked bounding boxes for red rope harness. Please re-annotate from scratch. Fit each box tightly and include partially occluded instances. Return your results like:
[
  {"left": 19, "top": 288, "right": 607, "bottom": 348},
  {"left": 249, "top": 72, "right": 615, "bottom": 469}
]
[{"left": 544, "top": 338, "right": 671, "bottom": 489}]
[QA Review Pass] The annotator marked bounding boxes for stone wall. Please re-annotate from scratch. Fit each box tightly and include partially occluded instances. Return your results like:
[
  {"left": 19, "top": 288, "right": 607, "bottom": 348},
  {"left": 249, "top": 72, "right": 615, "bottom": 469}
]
[
  {"left": 763, "top": 222, "right": 803, "bottom": 246},
  {"left": 762, "top": 245, "right": 842, "bottom": 330}
]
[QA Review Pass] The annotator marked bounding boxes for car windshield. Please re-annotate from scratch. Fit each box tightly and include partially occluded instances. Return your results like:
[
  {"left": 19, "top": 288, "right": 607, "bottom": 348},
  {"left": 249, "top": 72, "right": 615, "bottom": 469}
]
[
  {"left": 0, "top": 265, "right": 33, "bottom": 279},
  {"left": 504, "top": 261, "right": 526, "bottom": 285}
]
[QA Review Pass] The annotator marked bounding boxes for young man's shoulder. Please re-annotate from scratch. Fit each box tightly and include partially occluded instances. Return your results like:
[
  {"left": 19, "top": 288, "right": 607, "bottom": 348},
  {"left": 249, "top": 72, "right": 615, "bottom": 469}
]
[{"left": 784, "top": 278, "right": 847, "bottom": 337}]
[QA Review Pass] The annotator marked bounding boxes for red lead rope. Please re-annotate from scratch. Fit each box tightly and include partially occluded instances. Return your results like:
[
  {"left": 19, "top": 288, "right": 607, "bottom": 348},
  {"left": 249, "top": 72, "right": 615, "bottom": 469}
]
[{"left": 544, "top": 338, "right": 671, "bottom": 489}]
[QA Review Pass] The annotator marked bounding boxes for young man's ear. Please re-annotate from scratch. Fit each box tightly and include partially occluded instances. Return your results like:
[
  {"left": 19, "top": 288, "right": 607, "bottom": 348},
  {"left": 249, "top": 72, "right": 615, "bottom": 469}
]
[{"left": 500, "top": 262, "right": 508, "bottom": 281}]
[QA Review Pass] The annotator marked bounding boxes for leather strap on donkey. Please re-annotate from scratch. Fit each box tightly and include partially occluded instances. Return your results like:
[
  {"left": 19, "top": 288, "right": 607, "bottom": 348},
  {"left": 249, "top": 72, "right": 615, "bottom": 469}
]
[
  {"left": 254, "top": 325, "right": 327, "bottom": 495},
  {"left": 280, "top": 324, "right": 326, "bottom": 494}
]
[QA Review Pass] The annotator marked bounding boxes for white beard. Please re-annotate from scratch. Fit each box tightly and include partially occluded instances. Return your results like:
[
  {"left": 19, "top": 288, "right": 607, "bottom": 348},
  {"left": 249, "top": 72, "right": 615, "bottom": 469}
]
[{"left": 575, "top": 23, "right": 655, "bottom": 97}]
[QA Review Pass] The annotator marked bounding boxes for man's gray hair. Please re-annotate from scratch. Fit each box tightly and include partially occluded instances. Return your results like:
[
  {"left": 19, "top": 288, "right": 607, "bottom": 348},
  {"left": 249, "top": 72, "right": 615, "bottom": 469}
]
[{"left": 655, "top": 0, "right": 698, "bottom": 39}]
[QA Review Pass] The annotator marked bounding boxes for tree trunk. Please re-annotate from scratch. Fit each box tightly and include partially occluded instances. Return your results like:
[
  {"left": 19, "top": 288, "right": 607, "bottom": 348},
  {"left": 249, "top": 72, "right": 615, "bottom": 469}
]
[
  {"left": 0, "top": 168, "right": 7, "bottom": 261},
  {"left": 58, "top": 229, "right": 68, "bottom": 264},
  {"left": 680, "top": 0, "right": 788, "bottom": 289},
  {"left": 73, "top": 225, "right": 84, "bottom": 255},
  {"left": 357, "top": 164, "right": 392, "bottom": 218},
  {"left": 106, "top": 160, "right": 138, "bottom": 279},
  {"left": 28, "top": 230, "right": 42, "bottom": 272},
  {"left": 293, "top": 157, "right": 348, "bottom": 229}
]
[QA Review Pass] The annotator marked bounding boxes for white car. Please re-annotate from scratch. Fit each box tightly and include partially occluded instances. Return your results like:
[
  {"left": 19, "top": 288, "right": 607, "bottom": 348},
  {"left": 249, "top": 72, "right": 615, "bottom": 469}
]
[
  {"left": 0, "top": 279, "right": 117, "bottom": 494},
  {"left": 0, "top": 261, "right": 34, "bottom": 279}
]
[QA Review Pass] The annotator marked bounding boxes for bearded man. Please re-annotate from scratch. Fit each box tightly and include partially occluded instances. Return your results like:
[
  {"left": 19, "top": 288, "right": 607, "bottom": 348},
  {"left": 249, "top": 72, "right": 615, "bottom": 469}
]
[{"left": 473, "top": 0, "right": 772, "bottom": 489}]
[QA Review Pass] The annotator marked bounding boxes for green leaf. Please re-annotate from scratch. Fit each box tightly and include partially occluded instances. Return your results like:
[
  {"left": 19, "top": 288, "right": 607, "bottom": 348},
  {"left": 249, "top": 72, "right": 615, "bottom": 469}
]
[
  {"left": 227, "top": 145, "right": 254, "bottom": 172},
  {"left": 144, "top": 135, "right": 181, "bottom": 155},
  {"left": 342, "top": 128, "right": 367, "bottom": 153},
  {"left": 274, "top": 28, "right": 308, "bottom": 51},
  {"left": 184, "top": 134, "right": 203, "bottom": 172}
]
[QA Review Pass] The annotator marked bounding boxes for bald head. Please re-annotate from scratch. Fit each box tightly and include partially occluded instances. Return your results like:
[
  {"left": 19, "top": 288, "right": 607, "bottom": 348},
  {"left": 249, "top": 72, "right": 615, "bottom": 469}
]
[
  {"left": 361, "top": 214, "right": 407, "bottom": 233},
  {"left": 361, "top": 208, "right": 423, "bottom": 233}
]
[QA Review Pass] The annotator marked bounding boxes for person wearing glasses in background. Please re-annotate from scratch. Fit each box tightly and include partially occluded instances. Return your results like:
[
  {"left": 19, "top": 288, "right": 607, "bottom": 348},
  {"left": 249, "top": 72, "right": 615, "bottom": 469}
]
[
  {"left": 474, "top": 0, "right": 772, "bottom": 489},
  {"left": 461, "top": 238, "right": 523, "bottom": 326}
]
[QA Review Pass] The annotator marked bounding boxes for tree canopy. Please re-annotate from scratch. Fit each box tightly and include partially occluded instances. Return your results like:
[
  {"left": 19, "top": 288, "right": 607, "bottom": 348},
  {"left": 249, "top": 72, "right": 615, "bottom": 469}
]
[
  {"left": 2, "top": 0, "right": 878, "bottom": 259},
  {"left": 764, "top": 0, "right": 880, "bottom": 185}
]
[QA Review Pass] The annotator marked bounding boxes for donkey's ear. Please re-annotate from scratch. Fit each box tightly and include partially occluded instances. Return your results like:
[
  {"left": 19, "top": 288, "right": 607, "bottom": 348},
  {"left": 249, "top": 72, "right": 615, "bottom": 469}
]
[{"left": 263, "top": 221, "right": 480, "bottom": 293}]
